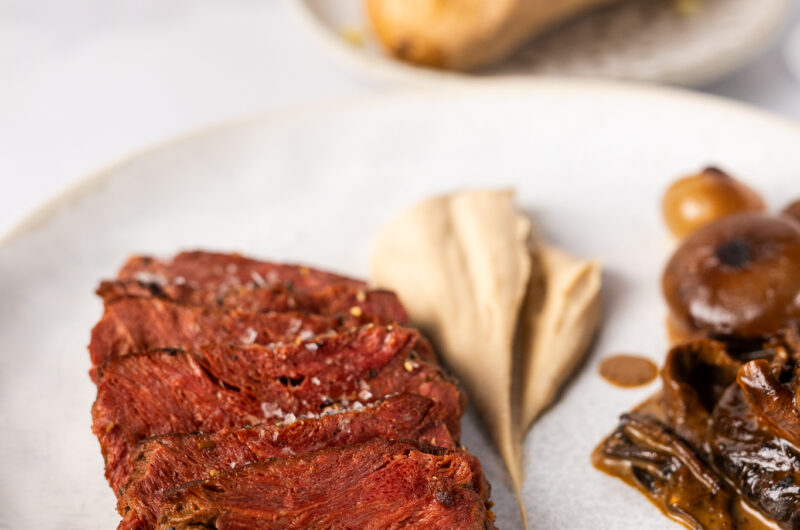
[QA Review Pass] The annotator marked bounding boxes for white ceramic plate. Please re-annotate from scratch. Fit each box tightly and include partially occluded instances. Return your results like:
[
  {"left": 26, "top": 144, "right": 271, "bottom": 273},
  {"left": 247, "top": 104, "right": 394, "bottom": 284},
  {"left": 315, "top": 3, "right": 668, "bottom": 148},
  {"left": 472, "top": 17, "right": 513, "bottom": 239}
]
[
  {"left": 3, "top": 80, "right": 800, "bottom": 529},
  {"left": 291, "top": 0, "right": 788, "bottom": 87}
]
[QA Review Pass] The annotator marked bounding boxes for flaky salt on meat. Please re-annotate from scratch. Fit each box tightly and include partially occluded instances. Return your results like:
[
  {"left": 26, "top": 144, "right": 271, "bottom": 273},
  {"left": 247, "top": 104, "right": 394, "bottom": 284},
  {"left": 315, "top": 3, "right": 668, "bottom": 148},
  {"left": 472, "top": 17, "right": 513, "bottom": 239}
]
[
  {"left": 97, "top": 279, "right": 409, "bottom": 326},
  {"left": 89, "top": 297, "right": 341, "bottom": 368},
  {"left": 118, "top": 251, "right": 366, "bottom": 292},
  {"left": 92, "top": 325, "right": 464, "bottom": 494}
]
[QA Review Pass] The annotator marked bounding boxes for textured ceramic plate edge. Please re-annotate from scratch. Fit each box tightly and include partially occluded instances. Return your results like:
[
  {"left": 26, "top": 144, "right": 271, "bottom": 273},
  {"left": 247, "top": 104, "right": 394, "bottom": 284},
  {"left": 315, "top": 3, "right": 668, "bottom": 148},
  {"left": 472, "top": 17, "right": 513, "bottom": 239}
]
[{"left": 288, "top": 0, "right": 789, "bottom": 87}]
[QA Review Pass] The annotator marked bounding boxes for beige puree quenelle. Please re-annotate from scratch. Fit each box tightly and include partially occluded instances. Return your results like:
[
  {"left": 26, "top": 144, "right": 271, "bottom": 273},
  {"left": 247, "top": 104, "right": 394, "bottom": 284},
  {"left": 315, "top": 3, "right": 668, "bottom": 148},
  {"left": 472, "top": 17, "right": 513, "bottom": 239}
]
[{"left": 371, "top": 189, "right": 601, "bottom": 527}]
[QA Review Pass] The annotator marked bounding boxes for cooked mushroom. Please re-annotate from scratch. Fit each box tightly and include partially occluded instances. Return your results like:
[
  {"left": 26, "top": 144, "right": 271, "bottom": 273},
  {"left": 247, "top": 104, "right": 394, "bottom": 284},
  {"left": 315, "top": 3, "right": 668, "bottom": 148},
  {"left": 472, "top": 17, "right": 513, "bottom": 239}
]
[
  {"left": 660, "top": 340, "right": 740, "bottom": 448},
  {"left": 661, "top": 167, "right": 765, "bottom": 239},
  {"left": 592, "top": 412, "right": 733, "bottom": 529},
  {"left": 710, "top": 371, "right": 800, "bottom": 527},
  {"left": 596, "top": 332, "right": 800, "bottom": 529},
  {"left": 663, "top": 213, "right": 800, "bottom": 340}
]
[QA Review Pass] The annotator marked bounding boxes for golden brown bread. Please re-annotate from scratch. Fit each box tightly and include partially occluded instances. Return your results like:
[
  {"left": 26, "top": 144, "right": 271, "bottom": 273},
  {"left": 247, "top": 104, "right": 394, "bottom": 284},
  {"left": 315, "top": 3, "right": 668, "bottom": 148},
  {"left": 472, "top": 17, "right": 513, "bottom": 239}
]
[{"left": 366, "top": 0, "right": 623, "bottom": 71}]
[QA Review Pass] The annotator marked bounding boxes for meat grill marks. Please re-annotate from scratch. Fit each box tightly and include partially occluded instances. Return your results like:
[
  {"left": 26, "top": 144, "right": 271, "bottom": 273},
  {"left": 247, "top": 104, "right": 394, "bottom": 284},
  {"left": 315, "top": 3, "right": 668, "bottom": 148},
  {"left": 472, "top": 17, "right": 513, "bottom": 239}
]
[
  {"left": 118, "top": 251, "right": 365, "bottom": 292},
  {"left": 97, "top": 280, "right": 409, "bottom": 325},
  {"left": 155, "top": 439, "right": 496, "bottom": 530},
  {"left": 118, "top": 394, "right": 454, "bottom": 530},
  {"left": 89, "top": 297, "right": 343, "bottom": 369},
  {"left": 92, "top": 325, "right": 465, "bottom": 494}
]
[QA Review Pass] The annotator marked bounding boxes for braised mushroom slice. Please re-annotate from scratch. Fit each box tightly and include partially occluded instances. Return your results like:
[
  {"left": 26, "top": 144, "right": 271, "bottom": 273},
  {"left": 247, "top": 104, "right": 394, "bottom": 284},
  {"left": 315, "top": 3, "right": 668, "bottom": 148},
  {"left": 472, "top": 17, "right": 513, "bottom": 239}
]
[
  {"left": 710, "top": 379, "right": 800, "bottom": 528},
  {"left": 661, "top": 340, "right": 741, "bottom": 449},
  {"left": 593, "top": 413, "right": 733, "bottom": 529},
  {"left": 596, "top": 335, "right": 800, "bottom": 528},
  {"left": 738, "top": 359, "right": 800, "bottom": 447}
]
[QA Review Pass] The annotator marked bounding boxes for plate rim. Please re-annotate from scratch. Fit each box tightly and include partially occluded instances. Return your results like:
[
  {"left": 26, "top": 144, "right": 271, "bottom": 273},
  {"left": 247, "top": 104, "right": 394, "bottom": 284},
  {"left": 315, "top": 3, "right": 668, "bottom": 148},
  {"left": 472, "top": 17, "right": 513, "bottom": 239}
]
[
  {"left": 785, "top": 21, "right": 800, "bottom": 83},
  {"left": 288, "top": 0, "right": 790, "bottom": 87},
  {"left": 4, "top": 77, "right": 800, "bottom": 249}
]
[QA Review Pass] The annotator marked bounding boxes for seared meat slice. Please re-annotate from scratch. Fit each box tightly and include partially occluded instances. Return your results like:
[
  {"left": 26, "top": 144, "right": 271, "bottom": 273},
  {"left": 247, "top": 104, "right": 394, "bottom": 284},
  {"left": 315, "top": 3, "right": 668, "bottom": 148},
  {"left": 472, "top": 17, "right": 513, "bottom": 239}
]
[
  {"left": 118, "top": 251, "right": 364, "bottom": 292},
  {"left": 89, "top": 297, "right": 343, "bottom": 368},
  {"left": 96, "top": 280, "right": 409, "bottom": 325},
  {"left": 94, "top": 350, "right": 262, "bottom": 495},
  {"left": 117, "top": 394, "right": 454, "bottom": 530},
  {"left": 155, "top": 439, "right": 495, "bottom": 530},
  {"left": 92, "top": 325, "right": 465, "bottom": 494},
  {"left": 192, "top": 330, "right": 458, "bottom": 429}
]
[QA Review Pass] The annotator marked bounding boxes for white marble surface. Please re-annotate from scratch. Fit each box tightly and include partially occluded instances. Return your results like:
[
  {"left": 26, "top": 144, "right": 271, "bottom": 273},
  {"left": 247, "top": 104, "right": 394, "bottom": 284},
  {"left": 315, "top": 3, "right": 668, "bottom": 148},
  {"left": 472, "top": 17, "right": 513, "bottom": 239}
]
[{"left": 1, "top": 0, "right": 799, "bottom": 236}]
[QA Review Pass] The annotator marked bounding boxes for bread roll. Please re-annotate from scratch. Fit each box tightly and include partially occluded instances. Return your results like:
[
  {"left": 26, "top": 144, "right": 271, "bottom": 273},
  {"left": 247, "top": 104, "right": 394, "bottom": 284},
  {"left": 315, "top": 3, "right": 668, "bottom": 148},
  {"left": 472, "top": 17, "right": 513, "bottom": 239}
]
[{"left": 366, "top": 0, "right": 623, "bottom": 70}]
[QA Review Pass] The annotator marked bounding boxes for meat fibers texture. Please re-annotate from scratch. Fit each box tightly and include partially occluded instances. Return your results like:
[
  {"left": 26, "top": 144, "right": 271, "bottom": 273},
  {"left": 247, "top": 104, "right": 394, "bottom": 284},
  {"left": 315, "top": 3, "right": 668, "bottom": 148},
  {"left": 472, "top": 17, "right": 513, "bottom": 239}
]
[
  {"left": 96, "top": 280, "right": 409, "bottom": 325},
  {"left": 89, "top": 297, "right": 342, "bottom": 369},
  {"left": 92, "top": 325, "right": 465, "bottom": 494},
  {"left": 118, "top": 250, "right": 365, "bottom": 292},
  {"left": 117, "top": 393, "right": 454, "bottom": 530},
  {"left": 90, "top": 252, "right": 490, "bottom": 529},
  {"left": 156, "top": 439, "right": 496, "bottom": 530}
]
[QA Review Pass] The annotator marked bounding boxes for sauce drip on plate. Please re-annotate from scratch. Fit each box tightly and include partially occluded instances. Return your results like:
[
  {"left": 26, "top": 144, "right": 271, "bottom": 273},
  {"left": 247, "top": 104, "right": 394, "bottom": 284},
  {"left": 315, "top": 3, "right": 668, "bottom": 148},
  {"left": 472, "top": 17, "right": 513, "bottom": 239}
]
[{"left": 598, "top": 354, "right": 658, "bottom": 388}]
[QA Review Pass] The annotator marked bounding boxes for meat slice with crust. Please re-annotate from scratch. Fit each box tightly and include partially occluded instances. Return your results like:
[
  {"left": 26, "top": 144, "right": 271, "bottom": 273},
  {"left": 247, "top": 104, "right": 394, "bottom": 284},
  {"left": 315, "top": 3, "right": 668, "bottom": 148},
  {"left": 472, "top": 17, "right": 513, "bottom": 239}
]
[
  {"left": 96, "top": 280, "right": 408, "bottom": 325},
  {"left": 118, "top": 250, "right": 364, "bottom": 292},
  {"left": 155, "top": 440, "right": 496, "bottom": 530},
  {"left": 88, "top": 297, "right": 343, "bottom": 369},
  {"left": 117, "top": 393, "right": 454, "bottom": 530},
  {"left": 92, "top": 325, "right": 465, "bottom": 494}
]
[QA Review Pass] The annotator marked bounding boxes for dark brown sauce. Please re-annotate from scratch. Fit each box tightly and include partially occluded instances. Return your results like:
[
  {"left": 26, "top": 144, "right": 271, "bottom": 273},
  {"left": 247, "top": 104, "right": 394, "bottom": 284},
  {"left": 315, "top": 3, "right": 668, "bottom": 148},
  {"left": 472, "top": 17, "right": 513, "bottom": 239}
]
[
  {"left": 598, "top": 354, "right": 658, "bottom": 388},
  {"left": 593, "top": 452, "right": 778, "bottom": 530},
  {"left": 593, "top": 394, "right": 780, "bottom": 530}
]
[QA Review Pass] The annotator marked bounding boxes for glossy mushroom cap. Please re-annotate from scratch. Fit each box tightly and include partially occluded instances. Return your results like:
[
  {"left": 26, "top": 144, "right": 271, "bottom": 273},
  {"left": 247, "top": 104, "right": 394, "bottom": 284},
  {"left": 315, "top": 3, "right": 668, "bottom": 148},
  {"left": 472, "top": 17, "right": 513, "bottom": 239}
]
[
  {"left": 661, "top": 167, "right": 765, "bottom": 239},
  {"left": 663, "top": 212, "right": 800, "bottom": 339}
]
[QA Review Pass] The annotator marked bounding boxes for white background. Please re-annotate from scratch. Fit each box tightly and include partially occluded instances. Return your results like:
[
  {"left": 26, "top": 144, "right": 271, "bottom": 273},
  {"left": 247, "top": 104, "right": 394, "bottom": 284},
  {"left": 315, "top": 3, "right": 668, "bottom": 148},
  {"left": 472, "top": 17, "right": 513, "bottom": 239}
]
[{"left": 1, "top": 0, "right": 799, "bottom": 236}]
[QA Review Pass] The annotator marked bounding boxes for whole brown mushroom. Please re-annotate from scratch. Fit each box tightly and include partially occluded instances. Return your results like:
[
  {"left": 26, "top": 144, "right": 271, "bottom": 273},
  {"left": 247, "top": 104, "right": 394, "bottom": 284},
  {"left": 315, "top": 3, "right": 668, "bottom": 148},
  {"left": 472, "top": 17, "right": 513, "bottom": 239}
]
[
  {"left": 663, "top": 212, "right": 800, "bottom": 340},
  {"left": 661, "top": 167, "right": 765, "bottom": 239}
]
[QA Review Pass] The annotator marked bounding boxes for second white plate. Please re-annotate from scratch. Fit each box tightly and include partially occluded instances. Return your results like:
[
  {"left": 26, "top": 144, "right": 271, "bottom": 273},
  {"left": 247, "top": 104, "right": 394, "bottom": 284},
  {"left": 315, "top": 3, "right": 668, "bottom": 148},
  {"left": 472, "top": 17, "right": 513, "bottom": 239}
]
[{"left": 292, "top": 0, "right": 788, "bottom": 87}]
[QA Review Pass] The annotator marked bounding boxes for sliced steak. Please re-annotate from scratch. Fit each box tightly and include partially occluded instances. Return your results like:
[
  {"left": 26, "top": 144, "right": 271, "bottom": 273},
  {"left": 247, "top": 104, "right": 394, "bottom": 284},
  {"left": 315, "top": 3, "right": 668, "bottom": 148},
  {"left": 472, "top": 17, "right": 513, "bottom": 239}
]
[
  {"left": 117, "top": 394, "right": 454, "bottom": 530},
  {"left": 96, "top": 280, "right": 408, "bottom": 325},
  {"left": 189, "top": 329, "right": 457, "bottom": 425},
  {"left": 92, "top": 325, "right": 464, "bottom": 494},
  {"left": 89, "top": 297, "right": 343, "bottom": 369},
  {"left": 155, "top": 439, "right": 495, "bottom": 530},
  {"left": 118, "top": 251, "right": 364, "bottom": 292},
  {"left": 93, "top": 350, "right": 262, "bottom": 495}
]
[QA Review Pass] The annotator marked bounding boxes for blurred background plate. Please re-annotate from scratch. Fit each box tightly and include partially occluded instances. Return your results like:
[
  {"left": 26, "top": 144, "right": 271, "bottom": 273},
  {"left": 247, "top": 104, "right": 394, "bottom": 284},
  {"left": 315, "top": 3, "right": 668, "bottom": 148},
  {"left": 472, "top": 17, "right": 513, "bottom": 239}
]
[
  {"left": 785, "top": 20, "right": 800, "bottom": 83},
  {"left": 3, "top": 80, "right": 800, "bottom": 529},
  {"left": 292, "top": 0, "right": 788, "bottom": 86}
]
